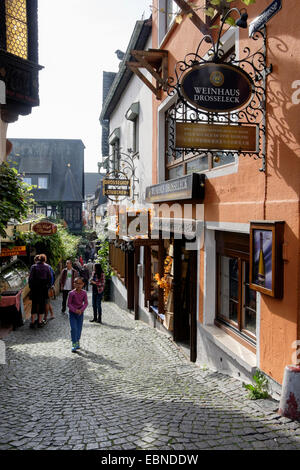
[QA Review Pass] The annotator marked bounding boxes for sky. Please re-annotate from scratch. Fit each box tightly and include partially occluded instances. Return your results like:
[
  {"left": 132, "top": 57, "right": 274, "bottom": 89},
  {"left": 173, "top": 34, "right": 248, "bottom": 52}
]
[{"left": 7, "top": 0, "right": 152, "bottom": 173}]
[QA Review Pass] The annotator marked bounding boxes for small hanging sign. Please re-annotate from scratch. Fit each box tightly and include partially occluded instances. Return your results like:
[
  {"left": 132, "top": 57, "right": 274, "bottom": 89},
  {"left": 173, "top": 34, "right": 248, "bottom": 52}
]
[
  {"left": 102, "top": 171, "right": 131, "bottom": 201},
  {"left": 32, "top": 221, "right": 57, "bottom": 236}
]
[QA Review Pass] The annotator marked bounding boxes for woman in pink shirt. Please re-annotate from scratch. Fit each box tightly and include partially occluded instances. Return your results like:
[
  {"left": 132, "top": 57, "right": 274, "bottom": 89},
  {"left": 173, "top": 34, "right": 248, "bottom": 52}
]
[{"left": 67, "top": 277, "right": 88, "bottom": 352}]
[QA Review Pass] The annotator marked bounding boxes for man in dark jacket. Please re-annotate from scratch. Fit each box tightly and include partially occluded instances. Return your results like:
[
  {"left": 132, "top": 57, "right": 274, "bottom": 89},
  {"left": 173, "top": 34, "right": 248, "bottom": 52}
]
[
  {"left": 60, "top": 260, "right": 78, "bottom": 313},
  {"left": 29, "top": 254, "right": 52, "bottom": 328}
]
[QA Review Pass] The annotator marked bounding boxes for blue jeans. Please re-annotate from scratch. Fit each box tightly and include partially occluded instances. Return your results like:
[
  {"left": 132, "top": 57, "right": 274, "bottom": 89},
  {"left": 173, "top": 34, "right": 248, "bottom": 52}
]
[
  {"left": 92, "top": 291, "right": 103, "bottom": 321},
  {"left": 69, "top": 311, "right": 84, "bottom": 344}
]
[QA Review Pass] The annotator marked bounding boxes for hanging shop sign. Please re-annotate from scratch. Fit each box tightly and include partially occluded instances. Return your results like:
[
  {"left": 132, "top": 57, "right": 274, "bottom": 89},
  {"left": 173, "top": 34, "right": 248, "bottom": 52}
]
[
  {"left": 180, "top": 63, "right": 253, "bottom": 113},
  {"left": 249, "top": 0, "right": 282, "bottom": 37},
  {"left": 32, "top": 221, "right": 57, "bottom": 236},
  {"left": 102, "top": 172, "right": 130, "bottom": 199},
  {"left": 176, "top": 122, "right": 258, "bottom": 152},
  {"left": 0, "top": 245, "right": 26, "bottom": 257},
  {"left": 145, "top": 173, "right": 205, "bottom": 203}
]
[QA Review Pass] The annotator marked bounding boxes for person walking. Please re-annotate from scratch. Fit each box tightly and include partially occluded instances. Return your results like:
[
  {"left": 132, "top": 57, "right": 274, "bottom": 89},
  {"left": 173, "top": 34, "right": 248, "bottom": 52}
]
[
  {"left": 60, "top": 260, "right": 77, "bottom": 314},
  {"left": 84, "top": 246, "right": 91, "bottom": 264},
  {"left": 86, "top": 259, "right": 94, "bottom": 278},
  {"left": 44, "top": 255, "right": 55, "bottom": 322},
  {"left": 29, "top": 254, "right": 52, "bottom": 328},
  {"left": 29, "top": 254, "right": 40, "bottom": 328},
  {"left": 81, "top": 264, "right": 90, "bottom": 291},
  {"left": 73, "top": 258, "right": 83, "bottom": 275},
  {"left": 67, "top": 277, "right": 88, "bottom": 352},
  {"left": 90, "top": 263, "right": 105, "bottom": 324}
]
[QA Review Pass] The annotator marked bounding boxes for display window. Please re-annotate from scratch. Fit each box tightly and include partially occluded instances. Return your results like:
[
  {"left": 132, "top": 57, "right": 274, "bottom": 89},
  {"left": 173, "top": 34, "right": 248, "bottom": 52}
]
[
  {"left": 216, "top": 231, "right": 257, "bottom": 347},
  {"left": 150, "top": 245, "right": 160, "bottom": 312}
]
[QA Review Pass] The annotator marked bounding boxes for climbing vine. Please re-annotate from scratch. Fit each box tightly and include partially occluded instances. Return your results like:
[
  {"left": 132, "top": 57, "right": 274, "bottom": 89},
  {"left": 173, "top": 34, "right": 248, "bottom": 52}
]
[{"left": 152, "top": 0, "right": 256, "bottom": 27}]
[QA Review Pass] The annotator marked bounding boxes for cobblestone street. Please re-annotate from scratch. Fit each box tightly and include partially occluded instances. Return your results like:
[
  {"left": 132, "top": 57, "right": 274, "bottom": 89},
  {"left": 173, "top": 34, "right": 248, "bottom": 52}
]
[{"left": 0, "top": 292, "right": 300, "bottom": 451}]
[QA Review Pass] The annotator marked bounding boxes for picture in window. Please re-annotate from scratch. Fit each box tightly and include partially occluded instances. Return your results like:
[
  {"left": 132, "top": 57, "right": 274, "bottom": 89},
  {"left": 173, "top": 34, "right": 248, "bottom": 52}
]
[{"left": 252, "top": 229, "right": 272, "bottom": 291}]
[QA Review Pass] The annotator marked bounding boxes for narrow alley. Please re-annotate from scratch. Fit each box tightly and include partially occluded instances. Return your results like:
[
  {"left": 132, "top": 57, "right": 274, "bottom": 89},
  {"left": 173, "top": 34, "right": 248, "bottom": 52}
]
[{"left": 0, "top": 294, "right": 299, "bottom": 451}]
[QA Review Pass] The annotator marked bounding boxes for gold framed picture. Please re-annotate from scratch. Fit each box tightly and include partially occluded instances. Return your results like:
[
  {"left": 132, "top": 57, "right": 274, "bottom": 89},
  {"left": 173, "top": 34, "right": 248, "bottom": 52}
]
[{"left": 249, "top": 221, "right": 284, "bottom": 298}]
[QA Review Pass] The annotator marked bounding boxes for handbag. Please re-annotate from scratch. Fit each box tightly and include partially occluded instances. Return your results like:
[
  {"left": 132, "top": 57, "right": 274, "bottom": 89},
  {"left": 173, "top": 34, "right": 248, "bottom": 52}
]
[{"left": 48, "top": 287, "right": 54, "bottom": 298}]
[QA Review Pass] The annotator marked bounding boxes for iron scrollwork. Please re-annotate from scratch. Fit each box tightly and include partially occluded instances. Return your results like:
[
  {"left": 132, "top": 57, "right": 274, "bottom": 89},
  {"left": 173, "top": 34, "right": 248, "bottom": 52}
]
[
  {"left": 166, "top": 24, "right": 271, "bottom": 172},
  {"left": 102, "top": 149, "right": 139, "bottom": 204}
]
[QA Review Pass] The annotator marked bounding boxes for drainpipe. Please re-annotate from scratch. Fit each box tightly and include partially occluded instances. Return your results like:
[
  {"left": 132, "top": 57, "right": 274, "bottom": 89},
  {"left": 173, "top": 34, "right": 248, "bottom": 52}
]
[{"left": 0, "top": 80, "right": 7, "bottom": 164}]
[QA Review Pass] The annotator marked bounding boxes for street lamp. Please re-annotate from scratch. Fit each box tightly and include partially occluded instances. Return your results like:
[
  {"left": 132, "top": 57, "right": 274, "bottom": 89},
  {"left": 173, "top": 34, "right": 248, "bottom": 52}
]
[{"left": 213, "top": 8, "right": 249, "bottom": 62}]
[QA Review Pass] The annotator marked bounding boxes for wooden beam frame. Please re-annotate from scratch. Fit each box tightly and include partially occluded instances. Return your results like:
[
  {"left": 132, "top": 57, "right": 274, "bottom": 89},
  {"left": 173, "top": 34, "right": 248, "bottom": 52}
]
[
  {"left": 126, "top": 49, "right": 168, "bottom": 100},
  {"left": 173, "top": 0, "right": 211, "bottom": 36}
]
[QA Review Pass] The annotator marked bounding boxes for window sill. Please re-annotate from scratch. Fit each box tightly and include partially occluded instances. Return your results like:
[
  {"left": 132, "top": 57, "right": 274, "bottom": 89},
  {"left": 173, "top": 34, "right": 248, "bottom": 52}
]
[{"left": 198, "top": 323, "right": 256, "bottom": 374}]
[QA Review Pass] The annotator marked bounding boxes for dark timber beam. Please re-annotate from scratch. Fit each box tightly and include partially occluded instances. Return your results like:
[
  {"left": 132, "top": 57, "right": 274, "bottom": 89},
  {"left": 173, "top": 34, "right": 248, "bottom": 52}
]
[{"left": 173, "top": 0, "right": 211, "bottom": 36}]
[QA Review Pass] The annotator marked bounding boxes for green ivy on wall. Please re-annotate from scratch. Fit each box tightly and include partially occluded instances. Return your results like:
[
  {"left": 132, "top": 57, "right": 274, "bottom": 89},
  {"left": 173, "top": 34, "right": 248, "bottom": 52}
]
[
  {"left": 15, "top": 224, "right": 80, "bottom": 270},
  {"left": 95, "top": 237, "right": 113, "bottom": 280}
]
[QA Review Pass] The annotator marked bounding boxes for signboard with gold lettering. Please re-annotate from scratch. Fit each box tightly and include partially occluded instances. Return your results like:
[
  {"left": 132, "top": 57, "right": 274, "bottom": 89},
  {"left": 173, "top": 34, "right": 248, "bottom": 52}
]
[
  {"left": 32, "top": 221, "right": 57, "bottom": 236},
  {"left": 176, "top": 123, "right": 258, "bottom": 152},
  {"left": 146, "top": 173, "right": 205, "bottom": 203},
  {"left": 103, "top": 177, "right": 131, "bottom": 197},
  {"left": 181, "top": 63, "right": 253, "bottom": 113},
  {"left": 0, "top": 245, "right": 27, "bottom": 257},
  {"left": 102, "top": 170, "right": 131, "bottom": 200}
]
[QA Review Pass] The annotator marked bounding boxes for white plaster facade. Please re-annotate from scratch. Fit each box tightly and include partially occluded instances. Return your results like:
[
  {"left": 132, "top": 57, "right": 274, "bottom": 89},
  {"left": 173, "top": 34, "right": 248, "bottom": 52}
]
[
  {"left": 105, "top": 34, "right": 153, "bottom": 310},
  {"left": 108, "top": 36, "right": 153, "bottom": 208}
]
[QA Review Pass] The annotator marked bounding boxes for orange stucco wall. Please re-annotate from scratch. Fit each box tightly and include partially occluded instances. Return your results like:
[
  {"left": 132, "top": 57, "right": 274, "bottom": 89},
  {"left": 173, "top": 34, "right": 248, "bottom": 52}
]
[{"left": 151, "top": 0, "right": 300, "bottom": 384}]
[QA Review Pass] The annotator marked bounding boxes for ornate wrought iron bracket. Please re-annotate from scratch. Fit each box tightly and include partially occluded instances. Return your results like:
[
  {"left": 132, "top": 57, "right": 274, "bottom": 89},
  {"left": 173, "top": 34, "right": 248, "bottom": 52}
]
[
  {"left": 166, "top": 15, "right": 271, "bottom": 172},
  {"left": 99, "top": 149, "right": 139, "bottom": 204}
]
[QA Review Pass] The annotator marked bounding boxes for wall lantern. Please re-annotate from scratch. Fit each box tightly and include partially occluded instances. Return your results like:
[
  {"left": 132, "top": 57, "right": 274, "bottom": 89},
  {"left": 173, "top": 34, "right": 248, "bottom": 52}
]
[
  {"left": 212, "top": 8, "right": 249, "bottom": 62},
  {"left": 0, "top": 0, "right": 43, "bottom": 123}
]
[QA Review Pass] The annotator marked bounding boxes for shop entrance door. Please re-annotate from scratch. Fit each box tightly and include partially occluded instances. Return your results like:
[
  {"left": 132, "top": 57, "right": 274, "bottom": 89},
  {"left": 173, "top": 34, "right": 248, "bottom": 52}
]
[{"left": 173, "top": 239, "right": 197, "bottom": 362}]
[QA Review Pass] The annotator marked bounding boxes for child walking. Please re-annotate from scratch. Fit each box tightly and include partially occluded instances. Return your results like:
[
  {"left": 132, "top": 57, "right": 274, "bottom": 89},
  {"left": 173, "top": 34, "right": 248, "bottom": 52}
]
[{"left": 67, "top": 277, "right": 88, "bottom": 353}]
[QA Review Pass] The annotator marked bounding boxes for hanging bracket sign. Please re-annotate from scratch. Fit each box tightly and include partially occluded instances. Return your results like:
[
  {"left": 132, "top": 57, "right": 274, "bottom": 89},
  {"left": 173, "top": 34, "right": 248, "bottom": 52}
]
[
  {"left": 32, "top": 221, "right": 57, "bottom": 236},
  {"left": 102, "top": 171, "right": 131, "bottom": 200},
  {"left": 180, "top": 62, "right": 253, "bottom": 113}
]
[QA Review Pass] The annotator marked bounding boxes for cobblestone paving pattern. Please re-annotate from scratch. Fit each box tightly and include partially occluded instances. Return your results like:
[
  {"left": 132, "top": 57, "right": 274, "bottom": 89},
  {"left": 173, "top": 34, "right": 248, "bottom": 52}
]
[{"left": 0, "top": 294, "right": 300, "bottom": 450}]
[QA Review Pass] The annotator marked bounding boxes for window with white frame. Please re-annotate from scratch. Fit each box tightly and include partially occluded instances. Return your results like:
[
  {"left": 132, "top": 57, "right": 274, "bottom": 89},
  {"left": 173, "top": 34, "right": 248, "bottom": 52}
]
[
  {"left": 125, "top": 102, "right": 139, "bottom": 154},
  {"left": 37, "top": 176, "right": 48, "bottom": 189},
  {"left": 158, "top": 0, "right": 180, "bottom": 44},
  {"left": 109, "top": 128, "right": 120, "bottom": 171},
  {"left": 35, "top": 206, "right": 46, "bottom": 215},
  {"left": 23, "top": 176, "right": 32, "bottom": 185}
]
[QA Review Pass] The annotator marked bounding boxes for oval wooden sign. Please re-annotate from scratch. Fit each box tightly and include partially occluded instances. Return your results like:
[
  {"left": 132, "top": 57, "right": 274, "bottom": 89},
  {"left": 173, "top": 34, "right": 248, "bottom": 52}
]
[
  {"left": 32, "top": 221, "right": 57, "bottom": 236},
  {"left": 181, "top": 62, "right": 253, "bottom": 113}
]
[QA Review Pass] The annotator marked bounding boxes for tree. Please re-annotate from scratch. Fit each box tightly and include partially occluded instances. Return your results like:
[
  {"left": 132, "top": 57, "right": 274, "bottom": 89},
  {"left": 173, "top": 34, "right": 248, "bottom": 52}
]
[
  {"left": 0, "top": 162, "right": 35, "bottom": 238},
  {"left": 15, "top": 224, "right": 80, "bottom": 269}
]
